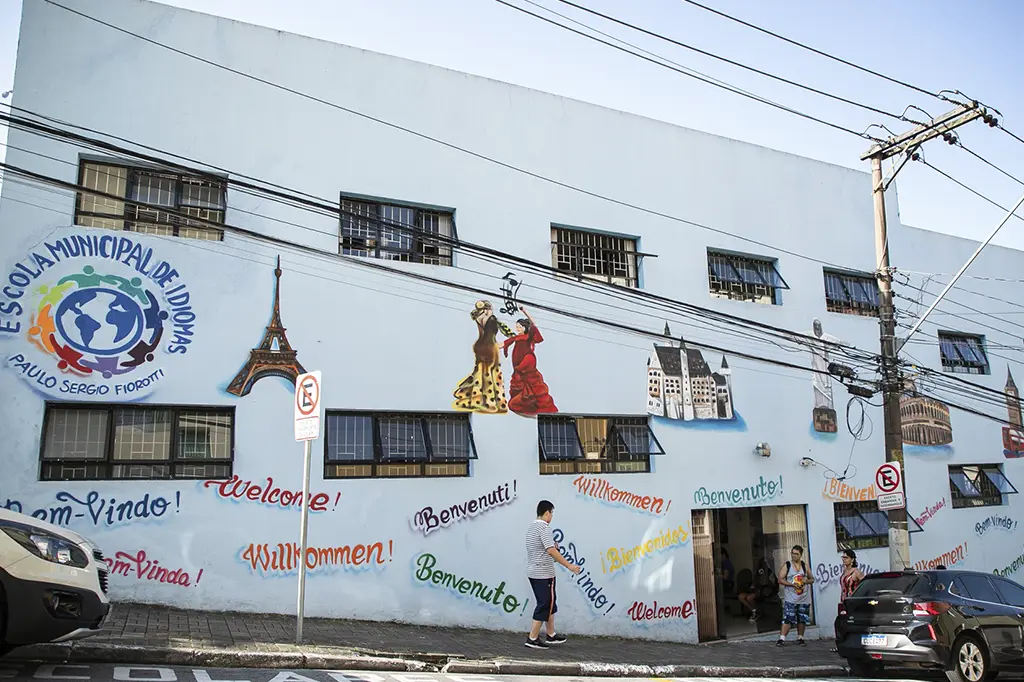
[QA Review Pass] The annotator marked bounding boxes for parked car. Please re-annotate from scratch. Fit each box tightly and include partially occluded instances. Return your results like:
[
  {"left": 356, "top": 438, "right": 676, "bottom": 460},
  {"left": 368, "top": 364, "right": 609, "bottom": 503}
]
[
  {"left": 836, "top": 569, "right": 1024, "bottom": 681},
  {"left": 0, "top": 507, "right": 110, "bottom": 655}
]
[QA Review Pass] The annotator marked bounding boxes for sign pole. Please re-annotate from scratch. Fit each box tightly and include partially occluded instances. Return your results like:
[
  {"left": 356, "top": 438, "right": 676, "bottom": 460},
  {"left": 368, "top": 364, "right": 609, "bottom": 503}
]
[
  {"left": 296, "top": 437, "right": 312, "bottom": 644},
  {"left": 292, "top": 370, "right": 322, "bottom": 645}
]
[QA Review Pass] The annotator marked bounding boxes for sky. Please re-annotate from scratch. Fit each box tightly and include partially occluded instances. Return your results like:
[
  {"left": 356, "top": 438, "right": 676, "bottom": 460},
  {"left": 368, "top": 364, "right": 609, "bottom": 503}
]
[{"left": 1, "top": 0, "right": 1023, "bottom": 252}]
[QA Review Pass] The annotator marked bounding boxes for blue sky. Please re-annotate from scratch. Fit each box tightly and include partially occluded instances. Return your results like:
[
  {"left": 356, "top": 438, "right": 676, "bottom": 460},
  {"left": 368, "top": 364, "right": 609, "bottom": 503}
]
[{"left": 2, "top": 0, "right": 1022, "bottom": 249}]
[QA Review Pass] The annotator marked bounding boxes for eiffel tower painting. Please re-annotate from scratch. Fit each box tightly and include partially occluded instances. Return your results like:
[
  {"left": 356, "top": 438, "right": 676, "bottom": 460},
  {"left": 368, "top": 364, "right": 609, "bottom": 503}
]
[{"left": 226, "top": 256, "right": 305, "bottom": 397}]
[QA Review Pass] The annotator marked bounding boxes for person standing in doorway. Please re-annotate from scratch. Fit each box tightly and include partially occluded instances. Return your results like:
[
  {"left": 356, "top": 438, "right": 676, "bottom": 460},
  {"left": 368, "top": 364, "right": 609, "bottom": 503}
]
[
  {"left": 525, "top": 500, "right": 582, "bottom": 649},
  {"left": 777, "top": 544, "right": 814, "bottom": 646}
]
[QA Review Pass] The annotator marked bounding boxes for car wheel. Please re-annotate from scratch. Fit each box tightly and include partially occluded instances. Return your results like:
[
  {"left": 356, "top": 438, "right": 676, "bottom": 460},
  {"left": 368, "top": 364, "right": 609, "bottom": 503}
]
[
  {"left": 847, "top": 658, "right": 883, "bottom": 677},
  {"left": 946, "top": 636, "right": 990, "bottom": 682}
]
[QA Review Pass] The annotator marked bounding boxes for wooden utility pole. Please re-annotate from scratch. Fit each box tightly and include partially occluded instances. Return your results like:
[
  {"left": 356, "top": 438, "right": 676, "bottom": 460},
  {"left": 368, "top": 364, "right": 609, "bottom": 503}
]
[{"left": 860, "top": 102, "right": 992, "bottom": 571}]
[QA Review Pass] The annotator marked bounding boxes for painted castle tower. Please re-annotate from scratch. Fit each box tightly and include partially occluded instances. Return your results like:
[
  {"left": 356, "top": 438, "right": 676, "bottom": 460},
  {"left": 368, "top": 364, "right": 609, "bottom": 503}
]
[
  {"left": 647, "top": 326, "right": 734, "bottom": 421},
  {"left": 1003, "top": 367, "right": 1024, "bottom": 457}
]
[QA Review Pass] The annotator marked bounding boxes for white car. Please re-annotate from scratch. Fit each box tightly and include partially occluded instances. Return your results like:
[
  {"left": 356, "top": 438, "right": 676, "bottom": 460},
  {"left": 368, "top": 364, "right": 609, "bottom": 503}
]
[{"left": 0, "top": 507, "right": 110, "bottom": 654}]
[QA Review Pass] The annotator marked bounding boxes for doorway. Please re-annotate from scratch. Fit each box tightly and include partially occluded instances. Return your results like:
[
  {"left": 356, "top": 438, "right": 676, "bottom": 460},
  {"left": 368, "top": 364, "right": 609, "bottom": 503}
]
[{"left": 691, "top": 504, "right": 813, "bottom": 641}]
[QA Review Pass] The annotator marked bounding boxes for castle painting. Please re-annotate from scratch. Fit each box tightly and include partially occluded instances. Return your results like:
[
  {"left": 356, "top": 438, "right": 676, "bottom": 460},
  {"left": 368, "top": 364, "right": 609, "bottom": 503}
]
[
  {"left": 647, "top": 329, "right": 734, "bottom": 422},
  {"left": 1003, "top": 367, "right": 1024, "bottom": 458}
]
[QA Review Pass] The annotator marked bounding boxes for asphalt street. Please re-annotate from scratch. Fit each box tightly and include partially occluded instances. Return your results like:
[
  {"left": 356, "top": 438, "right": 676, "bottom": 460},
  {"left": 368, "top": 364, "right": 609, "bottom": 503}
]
[{"left": 0, "top": 663, "right": 936, "bottom": 682}]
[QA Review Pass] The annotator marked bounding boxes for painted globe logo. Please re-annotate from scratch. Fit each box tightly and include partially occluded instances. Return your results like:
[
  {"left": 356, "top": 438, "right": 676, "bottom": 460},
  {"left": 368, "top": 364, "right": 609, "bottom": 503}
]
[
  {"left": 28, "top": 265, "right": 168, "bottom": 379},
  {"left": 55, "top": 288, "right": 144, "bottom": 356}
]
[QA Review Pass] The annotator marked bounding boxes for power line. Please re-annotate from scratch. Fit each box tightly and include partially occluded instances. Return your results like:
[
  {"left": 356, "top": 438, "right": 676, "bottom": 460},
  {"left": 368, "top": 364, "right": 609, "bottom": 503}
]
[
  {"left": 34, "top": 0, "right": 874, "bottom": 270},
  {"left": 492, "top": 0, "right": 879, "bottom": 140},
  {"left": 550, "top": 0, "right": 906, "bottom": 120},
  {"left": 0, "top": 108, "right": 881, "bottom": 367},
  {"left": 0, "top": 160, "right": 874, "bottom": 383},
  {"left": 894, "top": 281, "right": 1024, "bottom": 336},
  {"left": 675, "top": 0, "right": 942, "bottom": 101},
  {"left": 917, "top": 157, "right": 1024, "bottom": 226}
]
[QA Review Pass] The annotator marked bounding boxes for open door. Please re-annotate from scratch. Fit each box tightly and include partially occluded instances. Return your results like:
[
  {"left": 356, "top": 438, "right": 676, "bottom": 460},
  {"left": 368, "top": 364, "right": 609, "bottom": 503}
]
[{"left": 691, "top": 509, "right": 722, "bottom": 642}]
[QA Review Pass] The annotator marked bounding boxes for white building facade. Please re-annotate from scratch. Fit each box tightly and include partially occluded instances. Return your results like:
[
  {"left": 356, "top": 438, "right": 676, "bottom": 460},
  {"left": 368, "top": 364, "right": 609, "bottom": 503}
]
[{"left": 1, "top": 0, "right": 1021, "bottom": 644}]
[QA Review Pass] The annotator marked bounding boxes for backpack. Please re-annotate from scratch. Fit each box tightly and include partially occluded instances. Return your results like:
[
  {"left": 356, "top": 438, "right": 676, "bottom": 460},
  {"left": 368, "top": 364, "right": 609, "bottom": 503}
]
[{"left": 785, "top": 560, "right": 807, "bottom": 575}]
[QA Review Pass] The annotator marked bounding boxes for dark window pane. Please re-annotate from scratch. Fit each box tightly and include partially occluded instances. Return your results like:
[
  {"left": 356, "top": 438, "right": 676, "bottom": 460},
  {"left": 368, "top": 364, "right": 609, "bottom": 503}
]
[
  {"left": 377, "top": 416, "right": 428, "bottom": 461},
  {"left": 961, "top": 575, "right": 1001, "bottom": 603},
  {"left": 42, "top": 409, "right": 108, "bottom": 460},
  {"left": 993, "top": 578, "right": 1024, "bottom": 608},
  {"left": 112, "top": 408, "right": 172, "bottom": 462},
  {"left": 325, "top": 414, "right": 374, "bottom": 461}
]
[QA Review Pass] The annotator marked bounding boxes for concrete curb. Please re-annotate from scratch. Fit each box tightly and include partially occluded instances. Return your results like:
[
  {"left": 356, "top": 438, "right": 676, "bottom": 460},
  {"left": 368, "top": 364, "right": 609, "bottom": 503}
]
[{"left": 9, "top": 643, "right": 850, "bottom": 677}]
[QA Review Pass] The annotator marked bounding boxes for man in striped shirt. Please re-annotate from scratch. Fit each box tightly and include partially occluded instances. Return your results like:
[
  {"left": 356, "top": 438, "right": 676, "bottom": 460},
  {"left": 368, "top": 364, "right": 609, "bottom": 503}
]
[{"left": 525, "top": 500, "right": 581, "bottom": 649}]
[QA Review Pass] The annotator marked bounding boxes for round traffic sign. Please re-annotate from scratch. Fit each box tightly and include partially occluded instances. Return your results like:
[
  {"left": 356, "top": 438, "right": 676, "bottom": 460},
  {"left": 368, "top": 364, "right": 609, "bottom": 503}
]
[
  {"left": 875, "top": 462, "right": 901, "bottom": 494},
  {"left": 296, "top": 373, "right": 320, "bottom": 416}
]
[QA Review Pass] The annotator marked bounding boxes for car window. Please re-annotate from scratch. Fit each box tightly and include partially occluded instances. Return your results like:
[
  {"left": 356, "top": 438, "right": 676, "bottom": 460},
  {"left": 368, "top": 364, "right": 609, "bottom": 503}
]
[
  {"left": 852, "top": 574, "right": 931, "bottom": 598},
  {"left": 992, "top": 577, "right": 1024, "bottom": 608},
  {"left": 961, "top": 575, "right": 1002, "bottom": 603},
  {"left": 949, "top": 578, "right": 968, "bottom": 597}
]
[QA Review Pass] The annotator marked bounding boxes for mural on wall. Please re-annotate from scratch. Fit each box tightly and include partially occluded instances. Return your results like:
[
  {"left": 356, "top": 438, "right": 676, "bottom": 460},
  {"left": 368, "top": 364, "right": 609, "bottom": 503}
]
[
  {"left": 694, "top": 476, "right": 783, "bottom": 508},
  {"left": 453, "top": 300, "right": 514, "bottom": 414},
  {"left": 452, "top": 273, "right": 558, "bottom": 417},
  {"left": 553, "top": 527, "right": 615, "bottom": 615},
  {"left": 1003, "top": 368, "right": 1024, "bottom": 457},
  {"left": 913, "top": 541, "right": 967, "bottom": 570},
  {"left": 646, "top": 324, "right": 741, "bottom": 429},
  {"left": 900, "top": 377, "right": 954, "bottom": 451},
  {"left": 822, "top": 478, "right": 876, "bottom": 502},
  {"left": 815, "top": 560, "right": 880, "bottom": 590},
  {"left": 104, "top": 549, "right": 204, "bottom": 588},
  {"left": 996, "top": 549, "right": 1024, "bottom": 578},
  {"left": 226, "top": 256, "right": 305, "bottom": 396},
  {"left": 203, "top": 475, "right": 340, "bottom": 513},
  {"left": 0, "top": 232, "right": 197, "bottom": 399},
  {"left": 503, "top": 306, "right": 558, "bottom": 415},
  {"left": 242, "top": 540, "right": 393, "bottom": 575},
  {"left": 414, "top": 552, "right": 527, "bottom": 614},
  {"left": 914, "top": 497, "right": 946, "bottom": 527},
  {"left": 626, "top": 599, "right": 696, "bottom": 624},
  {"left": 807, "top": 318, "right": 840, "bottom": 435},
  {"left": 603, "top": 524, "right": 691, "bottom": 576},
  {"left": 3, "top": 489, "right": 182, "bottom": 528},
  {"left": 976, "top": 514, "right": 1017, "bottom": 536},
  {"left": 410, "top": 480, "right": 518, "bottom": 536},
  {"left": 573, "top": 475, "right": 671, "bottom": 515}
]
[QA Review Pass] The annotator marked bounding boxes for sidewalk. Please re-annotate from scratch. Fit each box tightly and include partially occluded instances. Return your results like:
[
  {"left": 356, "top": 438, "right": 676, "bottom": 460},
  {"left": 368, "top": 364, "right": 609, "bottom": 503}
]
[{"left": 10, "top": 603, "right": 848, "bottom": 677}]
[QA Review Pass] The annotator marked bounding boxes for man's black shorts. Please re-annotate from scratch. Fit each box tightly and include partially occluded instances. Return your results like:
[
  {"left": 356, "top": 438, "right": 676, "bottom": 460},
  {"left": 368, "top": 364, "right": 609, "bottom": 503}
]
[{"left": 529, "top": 576, "right": 557, "bottom": 621}]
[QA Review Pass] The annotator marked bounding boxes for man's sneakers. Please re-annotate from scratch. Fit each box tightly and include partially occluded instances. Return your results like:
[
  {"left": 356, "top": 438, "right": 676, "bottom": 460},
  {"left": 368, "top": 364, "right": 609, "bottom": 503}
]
[{"left": 525, "top": 633, "right": 567, "bottom": 648}]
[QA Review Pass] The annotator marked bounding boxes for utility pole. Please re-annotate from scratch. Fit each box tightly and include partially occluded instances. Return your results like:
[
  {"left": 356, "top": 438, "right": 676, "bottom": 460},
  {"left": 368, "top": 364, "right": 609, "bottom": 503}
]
[{"left": 860, "top": 102, "right": 995, "bottom": 571}]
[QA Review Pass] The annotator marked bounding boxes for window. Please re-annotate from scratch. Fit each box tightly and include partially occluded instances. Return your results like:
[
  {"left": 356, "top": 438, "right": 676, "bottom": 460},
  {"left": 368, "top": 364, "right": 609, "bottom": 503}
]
[
  {"left": 959, "top": 575, "right": 1002, "bottom": 603},
  {"left": 75, "top": 161, "right": 226, "bottom": 241},
  {"left": 992, "top": 577, "right": 1024, "bottom": 608},
  {"left": 707, "top": 250, "right": 788, "bottom": 305},
  {"left": 537, "top": 415, "right": 663, "bottom": 475},
  {"left": 323, "top": 412, "right": 474, "bottom": 478},
  {"left": 852, "top": 573, "right": 932, "bottom": 599},
  {"left": 833, "top": 500, "right": 923, "bottom": 550},
  {"left": 40, "top": 404, "right": 233, "bottom": 481},
  {"left": 938, "top": 332, "right": 989, "bottom": 374},
  {"left": 823, "top": 269, "right": 879, "bottom": 317},
  {"left": 339, "top": 196, "right": 454, "bottom": 266},
  {"left": 948, "top": 464, "right": 1017, "bottom": 509},
  {"left": 551, "top": 226, "right": 641, "bottom": 288}
]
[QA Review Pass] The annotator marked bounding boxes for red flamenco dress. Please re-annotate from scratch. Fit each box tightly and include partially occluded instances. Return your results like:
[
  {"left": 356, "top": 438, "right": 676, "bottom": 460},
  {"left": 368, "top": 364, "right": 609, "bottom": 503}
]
[{"left": 502, "top": 324, "right": 558, "bottom": 415}]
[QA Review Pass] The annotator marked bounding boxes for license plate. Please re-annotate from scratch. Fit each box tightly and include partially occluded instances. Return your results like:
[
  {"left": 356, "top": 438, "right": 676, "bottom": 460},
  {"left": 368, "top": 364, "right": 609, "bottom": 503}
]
[{"left": 861, "top": 634, "right": 887, "bottom": 646}]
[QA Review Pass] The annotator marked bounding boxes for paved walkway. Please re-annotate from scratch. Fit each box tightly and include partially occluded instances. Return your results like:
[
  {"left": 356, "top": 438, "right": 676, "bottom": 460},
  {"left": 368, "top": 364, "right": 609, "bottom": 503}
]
[{"left": 10, "top": 603, "right": 846, "bottom": 675}]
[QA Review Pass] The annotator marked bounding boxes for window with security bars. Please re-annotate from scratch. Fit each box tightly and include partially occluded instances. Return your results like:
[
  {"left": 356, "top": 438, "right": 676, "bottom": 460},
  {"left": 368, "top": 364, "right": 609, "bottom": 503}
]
[
  {"left": 823, "top": 270, "right": 879, "bottom": 317},
  {"left": 40, "top": 404, "right": 233, "bottom": 481},
  {"left": 550, "top": 226, "right": 640, "bottom": 288},
  {"left": 707, "top": 250, "right": 788, "bottom": 305},
  {"left": 948, "top": 464, "right": 1017, "bottom": 509},
  {"left": 75, "top": 162, "right": 226, "bottom": 241},
  {"left": 339, "top": 196, "right": 454, "bottom": 266},
  {"left": 833, "top": 500, "right": 923, "bottom": 551},
  {"left": 938, "top": 332, "right": 989, "bottom": 375},
  {"left": 537, "top": 415, "right": 663, "bottom": 475},
  {"left": 323, "top": 412, "right": 474, "bottom": 478}
]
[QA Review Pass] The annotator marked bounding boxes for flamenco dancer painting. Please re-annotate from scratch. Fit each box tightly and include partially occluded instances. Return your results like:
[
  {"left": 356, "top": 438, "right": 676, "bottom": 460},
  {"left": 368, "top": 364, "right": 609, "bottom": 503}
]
[
  {"left": 453, "top": 301, "right": 514, "bottom": 414},
  {"left": 452, "top": 301, "right": 558, "bottom": 416},
  {"left": 502, "top": 306, "right": 558, "bottom": 415}
]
